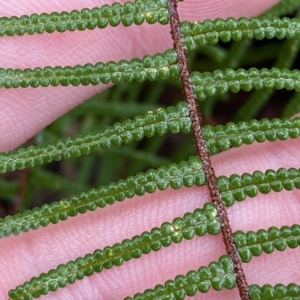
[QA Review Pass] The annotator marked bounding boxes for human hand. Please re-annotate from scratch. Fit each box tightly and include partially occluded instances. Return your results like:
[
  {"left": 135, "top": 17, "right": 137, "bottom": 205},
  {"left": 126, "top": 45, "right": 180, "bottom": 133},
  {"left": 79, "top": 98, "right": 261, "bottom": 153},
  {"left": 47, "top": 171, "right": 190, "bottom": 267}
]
[
  {"left": 0, "top": 0, "right": 279, "bottom": 151},
  {"left": 2, "top": 1, "right": 299, "bottom": 300}
]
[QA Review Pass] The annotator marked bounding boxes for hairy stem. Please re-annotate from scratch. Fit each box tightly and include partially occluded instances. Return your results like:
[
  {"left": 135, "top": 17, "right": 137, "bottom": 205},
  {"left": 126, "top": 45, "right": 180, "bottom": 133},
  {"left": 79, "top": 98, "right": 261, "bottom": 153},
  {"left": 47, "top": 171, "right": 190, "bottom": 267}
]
[{"left": 167, "top": 0, "right": 250, "bottom": 299}]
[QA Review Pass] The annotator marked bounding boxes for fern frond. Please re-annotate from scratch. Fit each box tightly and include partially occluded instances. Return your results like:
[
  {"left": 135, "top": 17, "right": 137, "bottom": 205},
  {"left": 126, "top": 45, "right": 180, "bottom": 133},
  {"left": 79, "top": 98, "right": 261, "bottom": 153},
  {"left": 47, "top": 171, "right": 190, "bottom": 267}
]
[
  {"left": 0, "top": 156, "right": 205, "bottom": 239},
  {"left": 2, "top": 0, "right": 300, "bottom": 299},
  {"left": 233, "top": 19, "right": 300, "bottom": 122},
  {"left": 203, "top": 116, "right": 300, "bottom": 155},
  {"left": 8, "top": 203, "right": 220, "bottom": 299},
  {"left": 124, "top": 260, "right": 300, "bottom": 300},
  {"left": 0, "top": 49, "right": 179, "bottom": 88},
  {"left": 10, "top": 218, "right": 299, "bottom": 299},
  {"left": 1, "top": 114, "right": 300, "bottom": 237},
  {"left": 218, "top": 167, "right": 300, "bottom": 207},
  {"left": 200, "top": 39, "right": 250, "bottom": 116},
  {"left": 182, "top": 17, "right": 300, "bottom": 51},
  {"left": 250, "top": 283, "right": 300, "bottom": 300},
  {"left": 2, "top": 112, "right": 300, "bottom": 237},
  {"left": 0, "top": 102, "right": 190, "bottom": 173},
  {"left": 234, "top": 224, "right": 300, "bottom": 263},
  {"left": 0, "top": 0, "right": 169, "bottom": 37},
  {"left": 124, "top": 255, "right": 236, "bottom": 299},
  {"left": 191, "top": 68, "right": 300, "bottom": 100},
  {"left": 124, "top": 223, "right": 300, "bottom": 299}
]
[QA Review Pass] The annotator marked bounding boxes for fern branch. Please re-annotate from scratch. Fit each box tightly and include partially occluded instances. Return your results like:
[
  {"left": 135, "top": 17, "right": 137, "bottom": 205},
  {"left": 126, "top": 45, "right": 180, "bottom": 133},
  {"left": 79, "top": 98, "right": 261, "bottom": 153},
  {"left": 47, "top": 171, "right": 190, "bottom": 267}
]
[
  {"left": 250, "top": 283, "right": 300, "bottom": 300},
  {"left": 1, "top": 113, "right": 299, "bottom": 238},
  {"left": 200, "top": 39, "right": 250, "bottom": 116},
  {"left": 124, "top": 259, "right": 300, "bottom": 300},
  {"left": 203, "top": 116, "right": 300, "bottom": 155},
  {"left": 124, "top": 223, "right": 300, "bottom": 299},
  {"left": 3, "top": 113, "right": 300, "bottom": 237},
  {"left": 0, "top": 49, "right": 179, "bottom": 88},
  {"left": 3, "top": 110, "right": 299, "bottom": 173},
  {"left": 1, "top": 2, "right": 299, "bottom": 299},
  {"left": 234, "top": 224, "right": 300, "bottom": 263},
  {"left": 123, "top": 255, "right": 236, "bottom": 299},
  {"left": 182, "top": 17, "right": 300, "bottom": 51},
  {"left": 233, "top": 16, "right": 300, "bottom": 122},
  {"left": 3, "top": 161, "right": 300, "bottom": 240},
  {"left": 0, "top": 102, "right": 190, "bottom": 173},
  {"left": 8, "top": 203, "right": 221, "bottom": 299},
  {"left": 0, "top": 0, "right": 169, "bottom": 37},
  {"left": 125, "top": 259, "right": 300, "bottom": 300},
  {"left": 3, "top": 160, "right": 299, "bottom": 240},
  {"left": 191, "top": 68, "right": 300, "bottom": 100},
  {"left": 15, "top": 220, "right": 296, "bottom": 300},
  {"left": 218, "top": 167, "right": 300, "bottom": 207},
  {"left": 0, "top": 156, "right": 205, "bottom": 239}
]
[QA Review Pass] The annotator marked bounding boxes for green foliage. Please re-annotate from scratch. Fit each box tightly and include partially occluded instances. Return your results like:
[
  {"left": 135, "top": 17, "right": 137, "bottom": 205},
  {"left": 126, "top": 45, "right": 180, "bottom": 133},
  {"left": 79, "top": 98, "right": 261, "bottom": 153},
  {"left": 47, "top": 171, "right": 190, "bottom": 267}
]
[
  {"left": 0, "top": 49, "right": 179, "bottom": 88},
  {"left": 234, "top": 11, "right": 300, "bottom": 122},
  {"left": 0, "top": 0, "right": 170, "bottom": 36},
  {"left": 3, "top": 111, "right": 300, "bottom": 173},
  {"left": 192, "top": 68, "right": 300, "bottom": 100},
  {"left": 204, "top": 117, "right": 300, "bottom": 155},
  {"left": 218, "top": 166, "right": 300, "bottom": 206},
  {"left": 234, "top": 224, "right": 300, "bottom": 263},
  {"left": 182, "top": 17, "right": 300, "bottom": 50},
  {"left": 0, "top": 102, "right": 190, "bottom": 173},
  {"left": 250, "top": 283, "right": 300, "bottom": 300},
  {"left": 0, "top": 156, "right": 205, "bottom": 238},
  {"left": 1, "top": 0, "right": 300, "bottom": 299},
  {"left": 124, "top": 255, "right": 236, "bottom": 299},
  {"left": 8, "top": 203, "right": 221, "bottom": 299}
]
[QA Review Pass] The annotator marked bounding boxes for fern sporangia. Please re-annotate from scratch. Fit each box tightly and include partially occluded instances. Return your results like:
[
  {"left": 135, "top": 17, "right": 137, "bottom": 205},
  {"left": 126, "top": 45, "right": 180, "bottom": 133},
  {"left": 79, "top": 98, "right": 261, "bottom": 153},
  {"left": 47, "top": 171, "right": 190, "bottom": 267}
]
[{"left": 1, "top": 0, "right": 300, "bottom": 299}]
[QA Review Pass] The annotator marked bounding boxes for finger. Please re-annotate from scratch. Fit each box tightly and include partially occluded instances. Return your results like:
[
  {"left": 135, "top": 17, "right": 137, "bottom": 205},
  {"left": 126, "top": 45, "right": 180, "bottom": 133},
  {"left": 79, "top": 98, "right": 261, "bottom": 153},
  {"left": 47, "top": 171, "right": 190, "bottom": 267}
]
[
  {"left": 0, "top": 0, "right": 279, "bottom": 151},
  {"left": 1, "top": 135, "right": 299, "bottom": 300}
]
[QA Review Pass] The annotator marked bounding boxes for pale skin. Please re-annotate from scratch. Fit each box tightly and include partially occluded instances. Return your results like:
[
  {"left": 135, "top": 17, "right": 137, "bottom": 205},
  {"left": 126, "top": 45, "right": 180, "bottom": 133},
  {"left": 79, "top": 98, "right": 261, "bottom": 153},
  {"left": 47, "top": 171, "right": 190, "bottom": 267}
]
[{"left": 1, "top": 0, "right": 299, "bottom": 299}]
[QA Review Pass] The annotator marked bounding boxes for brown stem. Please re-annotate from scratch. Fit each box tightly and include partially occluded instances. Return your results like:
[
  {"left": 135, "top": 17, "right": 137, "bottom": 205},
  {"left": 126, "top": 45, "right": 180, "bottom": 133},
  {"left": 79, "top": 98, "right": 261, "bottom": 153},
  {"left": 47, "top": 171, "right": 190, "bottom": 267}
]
[{"left": 167, "top": 1, "right": 250, "bottom": 299}]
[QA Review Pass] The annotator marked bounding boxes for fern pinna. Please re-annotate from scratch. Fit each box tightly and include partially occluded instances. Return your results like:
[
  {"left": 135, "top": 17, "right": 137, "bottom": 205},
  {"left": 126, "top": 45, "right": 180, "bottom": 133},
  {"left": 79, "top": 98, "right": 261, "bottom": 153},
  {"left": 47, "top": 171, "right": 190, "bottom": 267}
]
[{"left": 0, "top": 0, "right": 299, "bottom": 299}]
